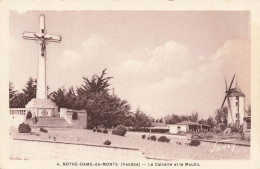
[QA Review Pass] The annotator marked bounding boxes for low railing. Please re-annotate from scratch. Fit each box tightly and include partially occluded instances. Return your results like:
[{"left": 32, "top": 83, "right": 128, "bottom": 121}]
[{"left": 9, "top": 108, "right": 29, "bottom": 116}]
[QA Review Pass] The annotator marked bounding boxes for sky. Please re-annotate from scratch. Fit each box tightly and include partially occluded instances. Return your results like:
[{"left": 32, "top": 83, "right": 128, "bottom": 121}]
[{"left": 9, "top": 11, "right": 250, "bottom": 119}]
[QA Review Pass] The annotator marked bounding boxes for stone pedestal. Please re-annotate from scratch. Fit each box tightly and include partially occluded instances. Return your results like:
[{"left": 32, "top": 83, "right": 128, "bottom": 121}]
[{"left": 25, "top": 98, "right": 58, "bottom": 117}]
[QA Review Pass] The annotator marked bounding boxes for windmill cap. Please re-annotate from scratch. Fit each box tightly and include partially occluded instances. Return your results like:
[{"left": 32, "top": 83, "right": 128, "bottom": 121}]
[{"left": 229, "top": 84, "right": 245, "bottom": 97}]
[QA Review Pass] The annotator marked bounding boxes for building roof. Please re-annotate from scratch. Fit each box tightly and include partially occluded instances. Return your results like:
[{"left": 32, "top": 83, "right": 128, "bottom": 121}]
[
  {"left": 152, "top": 122, "right": 167, "bottom": 127},
  {"left": 229, "top": 83, "right": 245, "bottom": 97},
  {"left": 176, "top": 121, "right": 199, "bottom": 125},
  {"left": 167, "top": 121, "right": 210, "bottom": 127}
]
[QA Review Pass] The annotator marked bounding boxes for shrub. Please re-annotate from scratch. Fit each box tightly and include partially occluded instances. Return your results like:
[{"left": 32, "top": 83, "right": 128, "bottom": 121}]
[
  {"left": 158, "top": 136, "right": 167, "bottom": 142},
  {"left": 26, "top": 111, "right": 32, "bottom": 119},
  {"left": 18, "top": 123, "right": 31, "bottom": 133},
  {"left": 215, "top": 123, "right": 226, "bottom": 132},
  {"left": 112, "top": 125, "right": 127, "bottom": 136},
  {"left": 192, "top": 133, "right": 204, "bottom": 139},
  {"left": 103, "top": 129, "right": 108, "bottom": 134},
  {"left": 104, "top": 140, "right": 111, "bottom": 145},
  {"left": 151, "top": 135, "right": 156, "bottom": 141},
  {"left": 142, "top": 135, "right": 146, "bottom": 139},
  {"left": 93, "top": 127, "right": 97, "bottom": 132},
  {"left": 72, "top": 112, "right": 78, "bottom": 120},
  {"left": 165, "top": 138, "right": 170, "bottom": 143},
  {"left": 189, "top": 140, "right": 201, "bottom": 146},
  {"left": 97, "top": 129, "right": 102, "bottom": 133},
  {"left": 40, "top": 128, "right": 48, "bottom": 133},
  {"left": 98, "top": 124, "right": 105, "bottom": 130},
  {"left": 147, "top": 136, "right": 151, "bottom": 140}
]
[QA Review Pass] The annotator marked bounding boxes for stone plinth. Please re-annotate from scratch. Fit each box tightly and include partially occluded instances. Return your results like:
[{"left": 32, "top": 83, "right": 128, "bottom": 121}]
[{"left": 25, "top": 98, "right": 58, "bottom": 117}]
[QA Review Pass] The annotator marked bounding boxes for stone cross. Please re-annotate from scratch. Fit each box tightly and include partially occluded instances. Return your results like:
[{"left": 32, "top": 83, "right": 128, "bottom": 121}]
[{"left": 22, "top": 14, "right": 61, "bottom": 99}]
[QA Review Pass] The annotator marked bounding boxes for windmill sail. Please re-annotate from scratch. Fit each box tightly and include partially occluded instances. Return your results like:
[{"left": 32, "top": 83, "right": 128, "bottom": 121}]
[{"left": 221, "top": 74, "right": 236, "bottom": 108}]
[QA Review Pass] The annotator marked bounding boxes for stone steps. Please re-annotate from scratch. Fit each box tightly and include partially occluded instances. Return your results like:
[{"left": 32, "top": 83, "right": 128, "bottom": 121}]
[{"left": 26, "top": 117, "right": 74, "bottom": 128}]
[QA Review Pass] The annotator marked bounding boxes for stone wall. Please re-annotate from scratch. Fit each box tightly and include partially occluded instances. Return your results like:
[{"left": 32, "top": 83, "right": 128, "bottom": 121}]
[
  {"left": 10, "top": 138, "right": 146, "bottom": 161},
  {"left": 9, "top": 109, "right": 27, "bottom": 128},
  {"left": 10, "top": 108, "right": 87, "bottom": 129}
]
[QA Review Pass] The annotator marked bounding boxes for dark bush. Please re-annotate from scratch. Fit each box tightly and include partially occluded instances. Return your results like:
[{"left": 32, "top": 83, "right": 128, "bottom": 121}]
[
  {"left": 72, "top": 112, "right": 78, "bottom": 120},
  {"left": 151, "top": 135, "right": 156, "bottom": 141},
  {"left": 40, "top": 127, "right": 48, "bottom": 133},
  {"left": 104, "top": 140, "right": 111, "bottom": 145},
  {"left": 18, "top": 123, "right": 31, "bottom": 133},
  {"left": 98, "top": 124, "right": 105, "bottom": 130},
  {"left": 167, "top": 138, "right": 171, "bottom": 143},
  {"left": 189, "top": 140, "right": 201, "bottom": 146},
  {"left": 103, "top": 129, "right": 108, "bottom": 134},
  {"left": 192, "top": 133, "right": 204, "bottom": 139},
  {"left": 97, "top": 129, "right": 102, "bottom": 133},
  {"left": 147, "top": 136, "right": 151, "bottom": 140},
  {"left": 26, "top": 111, "right": 32, "bottom": 119},
  {"left": 93, "top": 127, "right": 97, "bottom": 132},
  {"left": 112, "top": 125, "right": 127, "bottom": 136},
  {"left": 158, "top": 136, "right": 167, "bottom": 142},
  {"left": 142, "top": 135, "right": 146, "bottom": 139}
]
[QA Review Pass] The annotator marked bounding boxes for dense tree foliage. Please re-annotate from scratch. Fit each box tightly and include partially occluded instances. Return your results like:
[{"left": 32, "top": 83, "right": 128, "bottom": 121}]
[
  {"left": 50, "top": 87, "right": 77, "bottom": 111},
  {"left": 9, "top": 77, "right": 36, "bottom": 108},
  {"left": 130, "top": 107, "right": 153, "bottom": 130},
  {"left": 9, "top": 69, "right": 157, "bottom": 130},
  {"left": 164, "top": 112, "right": 199, "bottom": 124},
  {"left": 215, "top": 107, "right": 228, "bottom": 125}
]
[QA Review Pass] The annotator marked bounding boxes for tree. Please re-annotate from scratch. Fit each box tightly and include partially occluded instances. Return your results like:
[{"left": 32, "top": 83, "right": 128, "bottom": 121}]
[
  {"left": 131, "top": 108, "right": 152, "bottom": 130},
  {"left": 189, "top": 112, "right": 198, "bottom": 122},
  {"left": 215, "top": 107, "right": 228, "bottom": 125},
  {"left": 85, "top": 92, "right": 132, "bottom": 128},
  {"left": 50, "top": 87, "right": 77, "bottom": 111},
  {"left": 9, "top": 82, "right": 18, "bottom": 108},
  {"left": 81, "top": 69, "right": 113, "bottom": 94},
  {"left": 164, "top": 114, "right": 181, "bottom": 124},
  {"left": 9, "top": 78, "right": 36, "bottom": 108},
  {"left": 22, "top": 77, "right": 37, "bottom": 104},
  {"left": 206, "top": 116, "right": 214, "bottom": 128}
]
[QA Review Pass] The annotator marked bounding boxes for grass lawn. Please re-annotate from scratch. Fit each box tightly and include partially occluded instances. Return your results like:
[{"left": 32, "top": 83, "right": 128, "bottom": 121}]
[{"left": 11, "top": 127, "right": 250, "bottom": 160}]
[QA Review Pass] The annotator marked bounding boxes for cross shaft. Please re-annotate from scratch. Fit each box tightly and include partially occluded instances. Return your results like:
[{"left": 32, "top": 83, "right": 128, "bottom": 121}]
[{"left": 22, "top": 14, "right": 62, "bottom": 99}]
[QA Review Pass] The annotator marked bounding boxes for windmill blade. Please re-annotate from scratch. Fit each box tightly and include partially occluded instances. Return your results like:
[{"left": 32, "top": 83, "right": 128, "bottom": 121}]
[
  {"left": 227, "top": 97, "right": 234, "bottom": 123},
  {"left": 221, "top": 94, "right": 227, "bottom": 108},
  {"left": 225, "top": 78, "right": 228, "bottom": 92},
  {"left": 227, "top": 74, "right": 236, "bottom": 92}
]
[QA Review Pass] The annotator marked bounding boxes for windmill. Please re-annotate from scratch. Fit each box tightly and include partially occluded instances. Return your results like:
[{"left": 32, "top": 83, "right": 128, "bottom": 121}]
[{"left": 221, "top": 74, "right": 236, "bottom": 124}]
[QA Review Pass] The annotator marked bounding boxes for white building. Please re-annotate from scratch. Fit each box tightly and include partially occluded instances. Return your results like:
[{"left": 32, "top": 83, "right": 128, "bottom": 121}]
[
  {"left": 168, "top": 121, "right": 210, "bottom": 134},
  {"left": 227, "top": 83, "right": 245, "bottom": 126}
]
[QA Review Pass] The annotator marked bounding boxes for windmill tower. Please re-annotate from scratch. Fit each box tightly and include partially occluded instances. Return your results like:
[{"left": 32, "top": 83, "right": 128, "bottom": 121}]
[{"left": 221, "top": 74, "right": 245, "bottom": 126}]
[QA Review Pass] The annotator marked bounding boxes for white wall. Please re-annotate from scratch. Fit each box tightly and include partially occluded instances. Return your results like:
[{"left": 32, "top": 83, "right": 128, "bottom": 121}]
[
  {"left": 228, "top": 96, "right": 245, "bottom": 125},
  {"left": 168, "top": 125, "right": 187, "bottom": 134},
  {"left": 9, "top": 115, "right": 26, "bottom": 128}
]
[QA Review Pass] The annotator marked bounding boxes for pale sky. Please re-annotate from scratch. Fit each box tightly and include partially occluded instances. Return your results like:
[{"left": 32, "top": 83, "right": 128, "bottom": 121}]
[{"left": 9, "top": 11, "right": 250, "bottom": 119}]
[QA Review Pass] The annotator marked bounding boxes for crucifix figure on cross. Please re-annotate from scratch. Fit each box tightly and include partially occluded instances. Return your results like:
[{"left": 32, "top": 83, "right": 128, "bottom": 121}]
[{"left": 22, "top": 14, "right": 62, "bottom": 99}]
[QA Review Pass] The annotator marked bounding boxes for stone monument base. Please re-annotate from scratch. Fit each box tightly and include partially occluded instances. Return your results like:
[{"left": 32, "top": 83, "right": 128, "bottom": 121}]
[{"left": 25, "top": 98, "right": 58, "bottom": 117}]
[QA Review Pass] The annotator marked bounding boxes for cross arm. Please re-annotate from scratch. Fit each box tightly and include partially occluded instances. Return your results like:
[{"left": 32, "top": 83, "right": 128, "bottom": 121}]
[
  {"left": 22, "top": 32, "right": 38, "bottom": 40},
  {"left": 44, "top": 34, "right": 62, "bottom": 42}
]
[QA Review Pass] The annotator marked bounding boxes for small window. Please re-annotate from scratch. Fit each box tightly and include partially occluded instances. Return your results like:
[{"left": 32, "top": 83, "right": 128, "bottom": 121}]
[
  {"left": 236, "top": 113, "right": 238, "bottom": 118},
  {"left": 236, "top": 96, "right": 239, "bottom": 100},
  {"left": 236, "top": 102, "right": 239, "bottom": 107}
]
